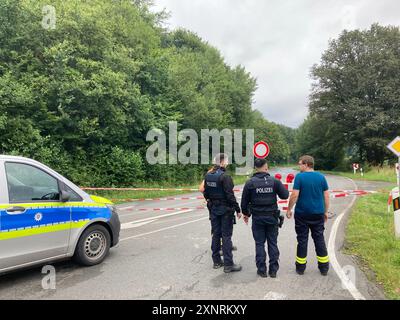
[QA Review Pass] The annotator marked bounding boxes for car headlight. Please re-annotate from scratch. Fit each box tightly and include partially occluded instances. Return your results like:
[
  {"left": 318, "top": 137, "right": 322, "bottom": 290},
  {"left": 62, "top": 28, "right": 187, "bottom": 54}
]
[{"left": 106, "top": 204, "right": 115, "bottom": 211}]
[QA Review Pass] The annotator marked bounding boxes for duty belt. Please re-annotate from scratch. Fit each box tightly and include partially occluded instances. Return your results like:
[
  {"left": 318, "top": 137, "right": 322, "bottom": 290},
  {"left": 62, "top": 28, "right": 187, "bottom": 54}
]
[
  {"left": 209, "top": 199, "right": 228, "bottom": 206},
  {"left": 251, "top": 209, "right": 279, "bottom": 216}
]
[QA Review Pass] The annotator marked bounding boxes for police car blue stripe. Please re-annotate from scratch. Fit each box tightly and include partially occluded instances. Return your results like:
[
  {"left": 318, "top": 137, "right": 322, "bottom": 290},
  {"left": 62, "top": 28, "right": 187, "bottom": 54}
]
[{"left": 0, "top": 207, "right": 111, "bottom": 232}]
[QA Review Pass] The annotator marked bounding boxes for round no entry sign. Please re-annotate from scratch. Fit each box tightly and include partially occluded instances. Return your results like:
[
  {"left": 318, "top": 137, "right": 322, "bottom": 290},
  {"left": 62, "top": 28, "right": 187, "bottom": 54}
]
[{"left": 253, "top": 141, "right": 270, "bottom": 159}]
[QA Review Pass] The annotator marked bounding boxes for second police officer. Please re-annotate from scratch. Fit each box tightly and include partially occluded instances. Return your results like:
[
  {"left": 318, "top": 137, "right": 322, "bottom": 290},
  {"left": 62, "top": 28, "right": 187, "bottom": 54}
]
[
  {"left": 241, "top": 158, "right": 289, "bottom": 278},
  {"left": 203, "top": 153, "right": 242, "bottom": 273}
]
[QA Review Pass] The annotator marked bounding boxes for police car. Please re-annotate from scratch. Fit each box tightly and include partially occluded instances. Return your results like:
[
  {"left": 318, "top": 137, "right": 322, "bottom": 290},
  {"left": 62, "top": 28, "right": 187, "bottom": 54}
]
[{"left": 0, "top": 155, "right": 120, "bottom": 274}]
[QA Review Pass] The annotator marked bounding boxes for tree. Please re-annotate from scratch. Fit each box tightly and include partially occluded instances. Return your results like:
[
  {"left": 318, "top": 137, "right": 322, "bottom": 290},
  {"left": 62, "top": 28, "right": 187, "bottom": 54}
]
[
  {"left": 251, "top": 111, "right": 290, "bottom": 164},
  {"left": 0, "top": 0, "right": 270, "bottom": 186},
  {"left": 310, "top": 24, "right": 400, "bottom": 166},
  {"left": 276, "top": 123, "right": 297, "bottom": 163},
  {"left": 295, "top": 115, "right": 345, "bottom": 170}
]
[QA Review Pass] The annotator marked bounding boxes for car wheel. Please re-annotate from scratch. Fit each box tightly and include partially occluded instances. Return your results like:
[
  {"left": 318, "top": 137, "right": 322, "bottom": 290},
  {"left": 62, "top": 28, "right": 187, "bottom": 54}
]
[{"left": 74, "top": 224, "right": 111, "bottom": 266}]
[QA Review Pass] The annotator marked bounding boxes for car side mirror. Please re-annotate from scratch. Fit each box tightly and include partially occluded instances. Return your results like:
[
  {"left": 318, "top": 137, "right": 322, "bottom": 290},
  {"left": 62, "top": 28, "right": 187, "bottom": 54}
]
[{"left": 60, "top": 190, "right": 71, "bottom": 202}]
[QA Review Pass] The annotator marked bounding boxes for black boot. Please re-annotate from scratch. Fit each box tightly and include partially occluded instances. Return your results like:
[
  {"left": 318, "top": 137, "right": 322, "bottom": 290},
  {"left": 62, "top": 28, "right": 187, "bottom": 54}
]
[
  {"left": 257, "top": 270, "right": 268, "bottom": 278},
  {"left": 224, "top": 264, "right": 242, "bottom": 273}
]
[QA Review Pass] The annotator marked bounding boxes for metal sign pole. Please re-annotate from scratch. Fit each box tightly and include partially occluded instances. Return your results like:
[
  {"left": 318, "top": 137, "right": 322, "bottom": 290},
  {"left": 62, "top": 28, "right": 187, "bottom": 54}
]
[
  {"left": 386, "top": 137, "right": 400, "bottom": 238},
  {"left": 398, "top": 157, "right": 400, "bottom": 191},
  {"left": 395, "top": 157, "right": 400, "bottom": 239}
]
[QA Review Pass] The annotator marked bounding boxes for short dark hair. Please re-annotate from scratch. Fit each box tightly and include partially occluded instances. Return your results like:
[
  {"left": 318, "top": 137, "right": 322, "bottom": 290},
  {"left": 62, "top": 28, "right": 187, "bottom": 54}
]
[
  {"left": 213, "top": 153, "right": 228, "bottom": 165},
  {"left": 254, "top": 158, "right": 268, "bottom": 169},
  {"left": 299, "top": 155, "right": 314, "bottom": 168}
]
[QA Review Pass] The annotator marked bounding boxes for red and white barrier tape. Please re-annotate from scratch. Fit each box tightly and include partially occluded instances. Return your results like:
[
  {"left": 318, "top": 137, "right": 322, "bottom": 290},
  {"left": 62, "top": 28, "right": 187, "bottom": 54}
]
[
  {"left": 83, "top": 186, "right": 377, "bottom": 196},
  {"left": 83, "top": 186, "right": 294, "bottom": 192},
  {"left": 84, "top": 186, "right": 295, "bottom": 192},
  {"left": 330, "top": 190, "right": 376, "bottom": 194},
  {"left": 82, "top": 187, "right": 205, "bottom": 192},
  {"left": 113, "top": 196, "right": 205, "bottom": 201},
  {"left": 110, "top": 191, "right": 374, "bottom": 203},
  {"left": 116, "top": 193, "right": 364, "bottom": 211},
  {"left": 111, "top": 196, "right": 289, "bottom": 203},
  {"left": 120, "top": 205, "right": 289, "bottom": 212},
  {"left": 123, "top": 206, "right": 207, "bottom": 211}
]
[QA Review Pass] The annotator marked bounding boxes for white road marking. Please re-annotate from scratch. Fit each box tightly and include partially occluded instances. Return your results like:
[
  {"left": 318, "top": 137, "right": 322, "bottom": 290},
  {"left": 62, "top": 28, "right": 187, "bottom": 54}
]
[
  {"left": 121, "top": 220, "right": 157, "bottom": 230},
  {"left": 120, "top": 216, "right": 209, "bottom": 242},
  {"left": 120, "top": 209, "right": 195, "bottom": 224},
  {"left": 118, "top": 199, "right": 205, "bottom": 214},
  {"left": 328, "top": 177, "right": 366, "bottom": 300},
  {"left": 117, "top": 192, "right": 243, "bottom": 214},
  {"left": 152, "top": 213, "right": 205, "bottom": 225},
  {"left": 263, "top": 291, "right": 287, "bottom": 300}
]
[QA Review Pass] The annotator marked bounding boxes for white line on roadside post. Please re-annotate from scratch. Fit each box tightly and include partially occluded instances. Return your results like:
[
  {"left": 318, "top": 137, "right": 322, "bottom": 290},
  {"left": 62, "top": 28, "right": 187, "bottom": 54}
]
[
  {"left": 386, "top": 138, "right": 400, "bottom": 238},
  {"left": 395, "top": 159, "right": 400, "bottom": 238},
  {"left": 393, "top": 189, "right": 400, "bottom": 239},
  {"left": 395, "top": 162, "right": 400, "bottom": 186},
  {"left": 327, "top": 177, "right": 366, "bottom": 300}
]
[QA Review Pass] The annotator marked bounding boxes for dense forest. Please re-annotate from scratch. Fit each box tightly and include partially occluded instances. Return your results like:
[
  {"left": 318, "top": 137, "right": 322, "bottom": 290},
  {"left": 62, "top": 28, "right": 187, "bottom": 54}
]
[
  {"left": 0, "top": 0, "right": 295, "bottom": 186},
  {"left": 1, "top": 1, "right": 398, "bottom": 186},
  {"left": 297, "top": 24, "right": 400, "bottom": 170}
]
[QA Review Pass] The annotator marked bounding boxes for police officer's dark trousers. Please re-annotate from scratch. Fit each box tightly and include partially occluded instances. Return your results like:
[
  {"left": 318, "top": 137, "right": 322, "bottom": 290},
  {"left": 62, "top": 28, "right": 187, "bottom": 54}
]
[
  {"left": 210, "top": 205, "right": 234, "bottom": 266},
  {"left": 295, "top": 214, "right": 329, "bottom": 273},
  {"left": 251, "top": 215, "right": 279, "bottom": 274}
]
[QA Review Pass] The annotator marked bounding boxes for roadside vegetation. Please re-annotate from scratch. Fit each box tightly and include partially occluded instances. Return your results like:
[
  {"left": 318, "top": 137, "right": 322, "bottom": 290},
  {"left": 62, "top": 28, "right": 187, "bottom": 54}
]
[
  {"left": 345, "top": 191, "right": 400, "bottom": 300},
  {"left": 295, "top": 24, "right": 400, "bottom": 171},
  {"left": 88, "top": 163, "right": 288, "bottom": 202},
  {"left": 90, "top": 173, "right": 251, "bottom": 204},
  {"left": 91, "top": 188, "right": 198, "bottom": 205},
  {"left": 322, "top": 166, "right": 398, "bottom": 183},
  {"left": 0, "top": 0, "right": 295, "bottom": 188},
  {"left": 1, "top": 1, "right": 398, "bottom": 189}
]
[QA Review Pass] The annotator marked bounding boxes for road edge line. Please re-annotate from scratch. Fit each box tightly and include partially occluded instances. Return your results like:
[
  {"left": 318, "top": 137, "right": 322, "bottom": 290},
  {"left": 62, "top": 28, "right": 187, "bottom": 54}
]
[{"left": 328, "top": 176, "right": 366, "bottom": 300}]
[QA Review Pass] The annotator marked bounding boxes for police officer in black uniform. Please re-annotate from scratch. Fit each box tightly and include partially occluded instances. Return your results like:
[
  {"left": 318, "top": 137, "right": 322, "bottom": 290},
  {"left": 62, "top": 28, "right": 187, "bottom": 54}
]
[
  {"left": 241, "top": 158, "right": 289, "bottom": 278},
  {"left": 204, "top": 153, "right": 242, "bottom": 273}
]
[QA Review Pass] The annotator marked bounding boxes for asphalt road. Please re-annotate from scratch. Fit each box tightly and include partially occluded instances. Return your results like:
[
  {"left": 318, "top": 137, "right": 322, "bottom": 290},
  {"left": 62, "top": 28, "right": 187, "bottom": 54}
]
[{"left": 0, "top": 168, "right": 390, "bottom": 300}]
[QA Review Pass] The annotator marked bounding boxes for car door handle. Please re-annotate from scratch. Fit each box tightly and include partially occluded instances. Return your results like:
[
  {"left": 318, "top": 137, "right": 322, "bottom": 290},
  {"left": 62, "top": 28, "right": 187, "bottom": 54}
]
[{"left": 6, "top": 206, "right": 27, "bottom": 214}]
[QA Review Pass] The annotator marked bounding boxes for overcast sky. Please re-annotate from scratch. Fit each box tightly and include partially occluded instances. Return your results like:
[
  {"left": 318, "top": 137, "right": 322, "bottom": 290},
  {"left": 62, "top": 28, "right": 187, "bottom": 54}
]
[{"left": 151, "top": 0, "right": 400, "bottom": 128}]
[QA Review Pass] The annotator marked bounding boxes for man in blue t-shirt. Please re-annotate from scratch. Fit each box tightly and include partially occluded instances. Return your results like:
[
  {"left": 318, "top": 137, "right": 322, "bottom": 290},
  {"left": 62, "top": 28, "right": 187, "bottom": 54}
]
[{"left": 287, "top": 155, "right": 330, "bottom": 276}]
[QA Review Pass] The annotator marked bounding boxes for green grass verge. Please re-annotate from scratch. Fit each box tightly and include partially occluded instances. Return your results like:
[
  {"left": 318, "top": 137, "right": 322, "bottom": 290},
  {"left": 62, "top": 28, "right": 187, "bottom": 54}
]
[
  {"left": 345, "top": 191, "right": 400, "bottom": 299},
  {"left": 89, "top": 175, "right": 250, "bottom": 204},
  {"left": 270, "top": 163, "right": 297, "bottom": 168},
  {"left": 86, "top": 163, "right": 294, "bottom": 204},
  {"left": 322, "top": 166, "right": 398, "bottom": 183},
  {"left": 88, "top": 165, "right": 297, "bottom": 204},
  {"left": 90, "top": 189, "right": 197, "bottom": 204}
]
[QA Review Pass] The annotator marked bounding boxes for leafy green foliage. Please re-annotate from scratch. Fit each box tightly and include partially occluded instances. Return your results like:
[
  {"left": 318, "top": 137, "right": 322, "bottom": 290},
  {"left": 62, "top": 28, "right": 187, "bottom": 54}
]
[
  {"left": 294, "top": 115, "right": 345, "bottom": 170},
  {"left": 0, "top": 0, "right": 292, "bottom": 186},
  {"left": 346, "top": 192, "right": 400, "bottom": 300},
  {"left": 308, "top": 24, "right": 400, "bottom": 167},
  {"left": 251, "top": 111, "right": 290, "bottom": 164}
]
